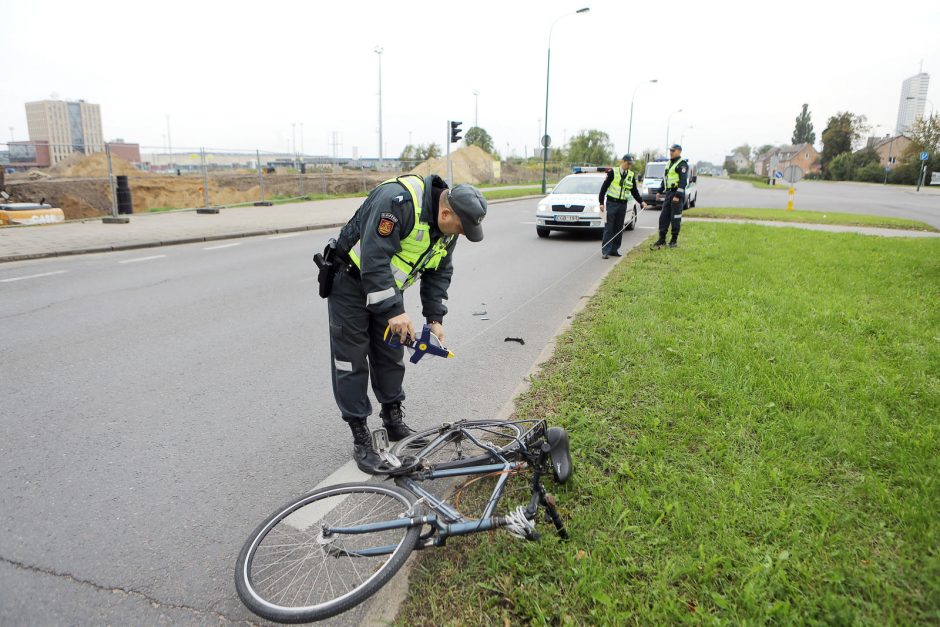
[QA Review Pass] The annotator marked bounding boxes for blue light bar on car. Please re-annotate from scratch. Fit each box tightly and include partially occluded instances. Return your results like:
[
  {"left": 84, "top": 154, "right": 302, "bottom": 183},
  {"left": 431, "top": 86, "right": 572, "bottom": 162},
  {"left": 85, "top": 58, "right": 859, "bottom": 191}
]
[{"left": 572, "top": 166, "right": 612, "bottom": 173}]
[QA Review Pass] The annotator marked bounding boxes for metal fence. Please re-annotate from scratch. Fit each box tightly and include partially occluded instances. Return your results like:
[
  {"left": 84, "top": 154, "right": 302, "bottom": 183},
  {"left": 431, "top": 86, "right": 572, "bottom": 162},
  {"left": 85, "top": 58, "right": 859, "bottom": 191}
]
[{"left": 0, "top": 142, "right": 572, "bottom": 221}]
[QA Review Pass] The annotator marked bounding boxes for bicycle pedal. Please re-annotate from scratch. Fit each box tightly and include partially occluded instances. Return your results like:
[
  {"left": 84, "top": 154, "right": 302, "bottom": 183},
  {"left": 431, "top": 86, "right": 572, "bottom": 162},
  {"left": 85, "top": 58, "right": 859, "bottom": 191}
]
[{"left": 372, "top": 427, "right": 391, "bottom": 452}]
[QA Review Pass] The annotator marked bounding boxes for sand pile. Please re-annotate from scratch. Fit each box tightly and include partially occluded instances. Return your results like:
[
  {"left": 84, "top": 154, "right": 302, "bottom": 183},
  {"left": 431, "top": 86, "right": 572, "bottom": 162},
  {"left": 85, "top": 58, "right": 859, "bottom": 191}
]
[
  {"left": 48, "top": 152, "right": 145, "bottom": 178},
  {"left": 410, "top": 145, "right": 498, "bottom": 185}
]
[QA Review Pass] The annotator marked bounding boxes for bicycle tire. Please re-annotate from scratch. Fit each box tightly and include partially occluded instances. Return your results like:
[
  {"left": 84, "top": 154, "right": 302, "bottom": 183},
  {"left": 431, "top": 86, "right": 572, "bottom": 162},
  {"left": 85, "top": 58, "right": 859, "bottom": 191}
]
[
  {"left": 235, "top": 482, "right": 421, "bottom": 623},
  {"left": 390, "top": 420, "right": 527, "bottom": 468}
]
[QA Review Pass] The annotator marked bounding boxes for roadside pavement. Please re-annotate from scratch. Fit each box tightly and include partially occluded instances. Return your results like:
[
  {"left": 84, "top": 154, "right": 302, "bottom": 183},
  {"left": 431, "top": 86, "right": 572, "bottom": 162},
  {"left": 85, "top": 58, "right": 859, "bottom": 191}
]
[{"left": 684, "top": 217, "right": 940, "bottom": 238}]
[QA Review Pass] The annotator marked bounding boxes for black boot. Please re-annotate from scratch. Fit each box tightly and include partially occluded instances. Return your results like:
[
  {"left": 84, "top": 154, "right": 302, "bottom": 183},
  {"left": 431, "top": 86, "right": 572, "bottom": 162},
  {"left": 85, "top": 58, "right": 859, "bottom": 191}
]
[
  {"left": 380, "top": 402, "right": 418, "bottom": 441},
  {"left": 650, "top": 239, "right": 666, "bottom": 250},
  {"left": 348, "top": 418, "right": 386, "bottom": 474}
]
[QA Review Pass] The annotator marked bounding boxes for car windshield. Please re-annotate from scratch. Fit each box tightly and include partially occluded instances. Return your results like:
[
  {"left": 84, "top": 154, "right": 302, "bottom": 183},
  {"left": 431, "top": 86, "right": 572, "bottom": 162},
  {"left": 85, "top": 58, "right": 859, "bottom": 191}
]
[
  {"left": 551, "top": 176, "right": 603, "bottom": 195},
  {"left": 644, "top": 163, "right": 666, "bottom": 178}
]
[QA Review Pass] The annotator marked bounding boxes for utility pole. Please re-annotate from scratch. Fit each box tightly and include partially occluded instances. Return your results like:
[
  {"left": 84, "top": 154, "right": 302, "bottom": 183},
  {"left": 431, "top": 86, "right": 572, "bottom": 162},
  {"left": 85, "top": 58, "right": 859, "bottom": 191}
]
[
  {"left": 374, "top": 47, "right": 383, "bottom": 165},
  {"left": 473, "top": 90, "right": 479, "bottom": 127}
]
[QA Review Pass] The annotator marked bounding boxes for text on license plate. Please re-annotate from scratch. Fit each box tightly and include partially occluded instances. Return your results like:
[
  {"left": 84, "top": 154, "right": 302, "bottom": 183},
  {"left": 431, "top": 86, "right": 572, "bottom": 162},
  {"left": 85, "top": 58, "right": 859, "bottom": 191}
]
[{"left": 555, "top": 214, "right": 579, "bottom": 222}]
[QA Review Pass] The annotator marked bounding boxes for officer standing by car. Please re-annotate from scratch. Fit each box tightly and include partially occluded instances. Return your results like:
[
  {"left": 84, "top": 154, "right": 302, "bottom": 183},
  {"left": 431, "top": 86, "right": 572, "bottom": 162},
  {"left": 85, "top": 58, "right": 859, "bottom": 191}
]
[
  {"left": 317, "top": 174, "right": 487, "bottom": 474},
  {"left": 652, "top": 144, "right": 689, "bottom": 249},
  {"left": 598, "top": 154, "right": 647, "bottom": 259}
]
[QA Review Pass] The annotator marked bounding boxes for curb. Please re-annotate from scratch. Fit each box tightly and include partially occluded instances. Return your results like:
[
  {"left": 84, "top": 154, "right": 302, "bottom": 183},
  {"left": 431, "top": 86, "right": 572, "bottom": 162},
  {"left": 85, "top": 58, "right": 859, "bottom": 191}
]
[
  {"left": 360, "top": 237, "right": 640, "bottom": 627},
  {"left": 0, "top": 195, "right": 542, "bottom": 264}
]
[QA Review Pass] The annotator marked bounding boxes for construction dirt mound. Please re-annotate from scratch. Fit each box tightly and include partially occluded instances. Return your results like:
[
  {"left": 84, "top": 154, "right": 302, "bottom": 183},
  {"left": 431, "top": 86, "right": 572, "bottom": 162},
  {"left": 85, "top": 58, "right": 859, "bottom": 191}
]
[
  {"left": 410, "top": 145, "right": 499, "bottom": 185},
  {"left": 48, "top": 152, "right": 146, "bottom": 178}
]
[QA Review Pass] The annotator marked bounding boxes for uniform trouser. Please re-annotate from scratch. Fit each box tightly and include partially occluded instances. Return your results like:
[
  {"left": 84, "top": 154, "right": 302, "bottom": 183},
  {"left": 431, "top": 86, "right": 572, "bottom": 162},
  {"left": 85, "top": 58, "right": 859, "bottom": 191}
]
[
  {"left": 601, "top": 199, "right": 628, "bottom": 255},
  {"left": 658, "top": 191, "right": 683, "bottom": 242},
  {"left": 327, "top": 268, "right": 406, "bottom": 422}
]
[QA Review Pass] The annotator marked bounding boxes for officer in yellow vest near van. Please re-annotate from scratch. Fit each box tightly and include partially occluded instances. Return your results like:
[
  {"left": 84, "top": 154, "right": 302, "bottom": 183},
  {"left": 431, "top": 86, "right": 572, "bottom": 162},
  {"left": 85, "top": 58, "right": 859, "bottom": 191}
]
[
  {"left": 320, "top": 174, "right": 487, "bottom": 473},
  {"left": 598, "top": 154, "right": 647, "bottom": 258},
  {"left": 652, "top": 144, "right": 688, "bottom": 249}
]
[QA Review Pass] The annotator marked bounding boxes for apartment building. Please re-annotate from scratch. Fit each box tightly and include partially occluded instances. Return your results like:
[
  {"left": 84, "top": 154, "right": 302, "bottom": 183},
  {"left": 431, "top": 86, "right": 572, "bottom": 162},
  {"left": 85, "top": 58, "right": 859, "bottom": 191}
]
[{"left": 25, "top": 99, "right": 104, "bottom": 165}]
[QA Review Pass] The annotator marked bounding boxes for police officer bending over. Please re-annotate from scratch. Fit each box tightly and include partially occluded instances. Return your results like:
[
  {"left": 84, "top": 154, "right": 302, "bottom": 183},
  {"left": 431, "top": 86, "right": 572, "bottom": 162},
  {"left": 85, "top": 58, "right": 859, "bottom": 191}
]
[
  {"left": 598, "top": 154, "right": 647, "bottom": 259},
  {"left": 652, "top": 144, "right": 688, "bottom": 249},
  {"left": 317, "top": 174, "right": 487, "bottom": 474}
]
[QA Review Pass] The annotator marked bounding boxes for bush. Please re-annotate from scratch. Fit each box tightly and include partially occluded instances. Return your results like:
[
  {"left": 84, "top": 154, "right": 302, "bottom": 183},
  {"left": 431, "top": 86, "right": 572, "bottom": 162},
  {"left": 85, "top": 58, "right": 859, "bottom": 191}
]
[{"left": 856, "top": 162, "right": 885, "bottom": 183}]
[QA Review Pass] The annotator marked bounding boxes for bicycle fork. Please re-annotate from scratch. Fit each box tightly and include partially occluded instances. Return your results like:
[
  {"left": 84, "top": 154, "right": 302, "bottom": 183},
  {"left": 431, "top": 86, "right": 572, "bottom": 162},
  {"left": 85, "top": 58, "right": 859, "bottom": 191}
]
[{"left": 519, "top": 444, "right": 569, "bottom": 541}]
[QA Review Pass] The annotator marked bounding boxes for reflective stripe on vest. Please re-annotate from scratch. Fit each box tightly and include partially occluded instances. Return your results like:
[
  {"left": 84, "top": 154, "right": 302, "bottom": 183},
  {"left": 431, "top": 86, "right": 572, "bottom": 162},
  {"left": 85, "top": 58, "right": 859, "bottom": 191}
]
[
  {"left": 347, "top": 175, "right": 452, "bottom": 291},
  {"left": 665, "top": 159, "right": 684, "bottom": 190},
  {"left": 606, "top": 168, "right": 635, "bottom": 202}
]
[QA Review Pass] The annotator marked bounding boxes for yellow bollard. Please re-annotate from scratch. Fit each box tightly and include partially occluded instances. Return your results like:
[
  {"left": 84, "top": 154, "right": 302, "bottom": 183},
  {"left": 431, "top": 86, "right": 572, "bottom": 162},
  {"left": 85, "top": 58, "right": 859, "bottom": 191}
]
[{"left": 787, "top": 186, "right": 795, "bottom": 211}]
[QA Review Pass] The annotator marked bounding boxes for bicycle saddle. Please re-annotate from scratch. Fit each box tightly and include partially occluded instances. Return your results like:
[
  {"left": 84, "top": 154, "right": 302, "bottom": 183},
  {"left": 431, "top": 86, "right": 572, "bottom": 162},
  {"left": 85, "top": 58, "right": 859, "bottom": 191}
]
[{"left": 545, "top": 427, "right": 572, "bottom": 484}]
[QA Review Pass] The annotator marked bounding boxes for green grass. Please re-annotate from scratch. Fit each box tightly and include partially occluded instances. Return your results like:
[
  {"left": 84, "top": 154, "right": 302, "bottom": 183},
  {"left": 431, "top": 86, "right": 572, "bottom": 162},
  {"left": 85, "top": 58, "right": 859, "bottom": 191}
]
[
  {"left": 730, "top": 173, "right": 788, "bottom": 190},
  {"left": 397, "top": 224, "right": 940, "bottom": 625},
  {"left": 685, "top": 207, "right": 939, "bottom": 232},
  {"left": 147, "top": 206, "right": 178, "bottom": 213},
  {"left": 482, "top": 188, "right": 545, "bottom": 201}
]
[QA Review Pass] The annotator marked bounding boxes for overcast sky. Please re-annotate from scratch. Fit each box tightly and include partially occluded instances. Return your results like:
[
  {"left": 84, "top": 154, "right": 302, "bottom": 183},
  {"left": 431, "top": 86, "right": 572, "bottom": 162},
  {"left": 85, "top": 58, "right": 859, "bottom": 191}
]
[{"left": 4, "top": 0, "right": 939, "bottom": 164}]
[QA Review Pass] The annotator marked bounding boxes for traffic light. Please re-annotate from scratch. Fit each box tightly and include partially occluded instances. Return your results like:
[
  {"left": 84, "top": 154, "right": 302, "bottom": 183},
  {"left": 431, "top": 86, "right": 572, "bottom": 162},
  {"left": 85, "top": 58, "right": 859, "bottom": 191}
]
[{"left": 450, "top": 121, "right": 463, "bottom": 143}]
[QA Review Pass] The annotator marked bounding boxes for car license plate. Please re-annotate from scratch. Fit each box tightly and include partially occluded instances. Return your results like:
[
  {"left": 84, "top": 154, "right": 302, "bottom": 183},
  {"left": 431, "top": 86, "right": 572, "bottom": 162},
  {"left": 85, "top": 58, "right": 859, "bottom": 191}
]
[{"left": 555, "top": 214, "right": 579, "bottom": 222}]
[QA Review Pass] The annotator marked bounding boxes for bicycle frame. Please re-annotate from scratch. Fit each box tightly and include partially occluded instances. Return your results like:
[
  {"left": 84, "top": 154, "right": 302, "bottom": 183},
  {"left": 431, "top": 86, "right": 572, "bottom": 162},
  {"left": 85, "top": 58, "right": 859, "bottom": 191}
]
[{"left": 320, "top": 421, "right": 565, "bottom": 554}]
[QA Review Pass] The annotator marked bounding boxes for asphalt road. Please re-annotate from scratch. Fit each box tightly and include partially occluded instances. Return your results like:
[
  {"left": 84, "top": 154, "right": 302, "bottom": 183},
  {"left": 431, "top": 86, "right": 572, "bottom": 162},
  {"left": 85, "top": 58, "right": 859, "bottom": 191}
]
[
  {"left": 696, "top": 176, "right": 940, "bottom": 228},
  {"left": 0, "top": 198, "right": 658, "bottom": 624}
]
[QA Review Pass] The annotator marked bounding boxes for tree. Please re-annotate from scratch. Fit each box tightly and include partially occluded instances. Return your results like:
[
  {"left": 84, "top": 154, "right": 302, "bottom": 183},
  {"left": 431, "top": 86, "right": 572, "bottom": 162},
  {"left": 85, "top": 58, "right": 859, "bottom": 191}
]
[
  {"left": 792, "top": 104, "right": 816, "bottom": 145},
  {"left": 731, "top": 144, "right": 752, "bottom": 163},
  {"left": 566, "top": 130, "right": 613, "bottom": 165},
  {"left": 898, "top": 113, "right": 940, "bottom": 185},
  {"left": 752, "top": 144, "right": 775, "bottom": 162},
  {"left": 820, "top": 111, "right": 869, "bottom": 176},
  {"left": 399, "top": 143, "right": 441, "bottom": 163},
  {"left": 464, "top": 127, "right": 494, "bottom": 154},
  {"left": 399, "top": 145, "right": 419, "bottom": 161},
  {"left": 722, "top": 157, "right": 739, "bottom": 175},
  {"left": 422, "top": 143, "right": 441, "bottom": 160}
]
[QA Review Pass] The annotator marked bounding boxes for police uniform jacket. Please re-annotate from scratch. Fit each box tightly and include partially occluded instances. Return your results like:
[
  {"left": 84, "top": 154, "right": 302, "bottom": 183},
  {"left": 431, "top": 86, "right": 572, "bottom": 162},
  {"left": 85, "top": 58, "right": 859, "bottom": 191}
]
[{"left": 336, "top": 175, "right": 456, "bottom": 323}]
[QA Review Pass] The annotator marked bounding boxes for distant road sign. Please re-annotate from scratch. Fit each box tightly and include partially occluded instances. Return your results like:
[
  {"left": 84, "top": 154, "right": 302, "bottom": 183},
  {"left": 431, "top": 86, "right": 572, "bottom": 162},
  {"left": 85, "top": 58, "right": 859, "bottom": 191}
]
[
  {"left": 774, "top": 171, "right": 783, "bottom": 179},
  {"left": 541, "top": 135, "right": 552, "bottom": 148},
  {"left": 920, "top": 151, "right": 929, "bottom": 161},
  {"left": 783, "top": 165, "right": 804, "bottom": 184}
]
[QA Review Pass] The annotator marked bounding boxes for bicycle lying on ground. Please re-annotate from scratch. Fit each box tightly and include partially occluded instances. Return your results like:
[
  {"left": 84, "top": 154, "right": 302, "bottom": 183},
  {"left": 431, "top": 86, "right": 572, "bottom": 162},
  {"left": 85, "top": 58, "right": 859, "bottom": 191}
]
[{"left": 235, "top": 418, "right": 573, "bottom": 623}]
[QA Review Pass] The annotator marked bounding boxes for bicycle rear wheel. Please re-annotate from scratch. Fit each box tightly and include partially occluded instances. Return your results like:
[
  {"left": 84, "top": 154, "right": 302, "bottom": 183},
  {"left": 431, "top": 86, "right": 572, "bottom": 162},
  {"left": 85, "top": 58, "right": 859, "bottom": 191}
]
[
  {"left": 235, "top": 482, "right": 420, "bottom": 623},
  {"left": 391, "top": 420, "right": 527, "bottom": 468}
]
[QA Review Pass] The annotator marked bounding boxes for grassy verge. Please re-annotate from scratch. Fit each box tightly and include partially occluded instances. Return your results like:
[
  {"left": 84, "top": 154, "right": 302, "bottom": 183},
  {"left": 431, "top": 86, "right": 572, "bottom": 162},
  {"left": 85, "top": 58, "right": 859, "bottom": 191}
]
[
  {"left": 483, "top": 188, "right": 544, "bottom": 201},
  {"left": 398, "top": 224, "right": 940, "bottom": 625},
  {"left": 730, "top": 174, "right": 788, "bottom": 190},
  {"left": 685, "top": 207, "right": 938, "bottom": 232}
]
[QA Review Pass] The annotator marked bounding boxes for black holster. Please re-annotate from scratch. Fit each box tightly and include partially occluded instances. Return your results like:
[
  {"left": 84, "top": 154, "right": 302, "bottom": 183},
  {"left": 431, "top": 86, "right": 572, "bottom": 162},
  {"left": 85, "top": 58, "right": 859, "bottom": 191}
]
[{"left": 313, "top": 238, "right": 338, "bottom": 299}]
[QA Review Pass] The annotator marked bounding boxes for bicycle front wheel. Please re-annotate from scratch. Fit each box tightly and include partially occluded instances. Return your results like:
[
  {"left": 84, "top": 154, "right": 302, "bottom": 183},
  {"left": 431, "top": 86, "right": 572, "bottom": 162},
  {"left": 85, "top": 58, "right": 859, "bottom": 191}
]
[
  {"left": 390, "top": 420, "right": 526, "bottom": 468},
  {"left": 235, "top": 482, "right": 421, "bottom": 623}
]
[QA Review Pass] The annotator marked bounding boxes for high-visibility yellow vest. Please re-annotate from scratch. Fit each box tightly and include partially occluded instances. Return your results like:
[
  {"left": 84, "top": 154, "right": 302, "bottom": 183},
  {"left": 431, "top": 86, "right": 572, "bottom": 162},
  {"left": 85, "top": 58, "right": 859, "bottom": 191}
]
[
  {"left": 665, "top": 159, "right": 685, "bottom": 190},
  {"left": 348, "top": 175, "right": 453, "bottom": 290},
  {"left": 606, "top": 168, "right": 635, "bottom": 201}
]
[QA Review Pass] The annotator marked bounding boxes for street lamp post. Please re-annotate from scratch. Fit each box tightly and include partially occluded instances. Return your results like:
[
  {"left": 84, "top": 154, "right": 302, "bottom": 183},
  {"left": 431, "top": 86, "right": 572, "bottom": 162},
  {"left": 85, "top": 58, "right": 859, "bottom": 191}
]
[
  {"left": 473, "top": 90, "right": 480, "bottom": 127},
  {"left": 542, "top": 7, "right": 590, "bottom": 194},
  {"left": 680, "top": 125, "right": 694, "bottom": 147},
  {"left": 665, "top": 109, "right": 682, "bottom": 149},
  {"left": 627, "top": 79, "right": 657, "bottom": 155},
  {"left": 374, "top": 46, "right": 383, "bottom": 164}
]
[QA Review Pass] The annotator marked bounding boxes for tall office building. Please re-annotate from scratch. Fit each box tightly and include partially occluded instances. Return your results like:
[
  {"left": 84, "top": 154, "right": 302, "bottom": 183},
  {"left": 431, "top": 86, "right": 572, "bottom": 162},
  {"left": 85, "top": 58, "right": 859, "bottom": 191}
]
[
  {"left": 895, "top": 72, "right": 930, "bottom": 135},
  {"left": 25, "top": 99, "right": 104, "bottom": 165}
]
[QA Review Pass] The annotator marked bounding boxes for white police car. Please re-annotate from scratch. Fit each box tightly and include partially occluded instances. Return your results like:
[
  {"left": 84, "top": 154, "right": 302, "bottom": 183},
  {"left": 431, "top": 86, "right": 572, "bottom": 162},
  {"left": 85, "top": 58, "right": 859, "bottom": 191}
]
[{"left": 536, "top": 168, "right": 630, "bottom": 238}]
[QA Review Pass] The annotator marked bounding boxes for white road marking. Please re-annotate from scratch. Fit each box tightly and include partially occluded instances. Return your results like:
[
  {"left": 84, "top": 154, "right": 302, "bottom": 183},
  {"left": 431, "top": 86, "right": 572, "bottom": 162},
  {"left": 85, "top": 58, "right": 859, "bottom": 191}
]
[
  {"left": 0, "top": 270, "right": 68, "bottom": 283},
  {"left": 268, "top": 232, "right": 304, "bottom": 240},
  {"left": 283, "top": 461, "right": 371, "bottom": 531},
  {"left": 203, "top": 242, "right": 241, "bottom": 250},
  {"left": 638, "top": 226, "right": 656, "bottom": 229},
  {"left": 119, "top": 255, "right": 166, "bottom": 264}
]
